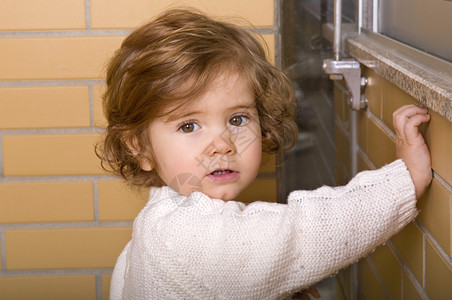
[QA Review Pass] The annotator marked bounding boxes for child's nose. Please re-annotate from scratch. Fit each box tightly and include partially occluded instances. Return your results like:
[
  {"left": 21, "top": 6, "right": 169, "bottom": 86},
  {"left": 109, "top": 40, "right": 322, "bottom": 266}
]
[{"left": 209, "top": 131, "right": 237, "bottom": 156}]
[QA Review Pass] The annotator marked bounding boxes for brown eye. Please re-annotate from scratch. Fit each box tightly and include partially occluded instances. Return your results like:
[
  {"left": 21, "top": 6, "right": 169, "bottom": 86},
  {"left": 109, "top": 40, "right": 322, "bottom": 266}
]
[
  {"left": 229, "top": 115, "right": 248, "bottom": 127},
  {"left": 178, "top": 122, "right": 200, "bottom": 133}
]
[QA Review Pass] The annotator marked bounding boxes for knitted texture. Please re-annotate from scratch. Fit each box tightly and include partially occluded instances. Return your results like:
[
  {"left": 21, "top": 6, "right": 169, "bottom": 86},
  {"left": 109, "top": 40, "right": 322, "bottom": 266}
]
[{"left": 110, "top": 159, "right": 417, "bottom": 299}]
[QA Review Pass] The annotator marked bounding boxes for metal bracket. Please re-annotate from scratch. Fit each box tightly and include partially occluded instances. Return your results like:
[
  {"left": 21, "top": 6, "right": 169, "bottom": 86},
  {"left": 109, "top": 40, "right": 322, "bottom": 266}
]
[
  {"left": 322, "top": 59, "right": 367, "bottom": 111},
  {"left": 322, "top": 0, "right": 367, "bottom": 111}
]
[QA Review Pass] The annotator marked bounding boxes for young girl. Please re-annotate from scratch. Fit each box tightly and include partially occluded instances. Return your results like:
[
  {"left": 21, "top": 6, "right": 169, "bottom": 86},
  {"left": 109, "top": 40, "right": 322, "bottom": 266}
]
[{"left": 98, "top": 8, "right": 432, "bottom": 299}]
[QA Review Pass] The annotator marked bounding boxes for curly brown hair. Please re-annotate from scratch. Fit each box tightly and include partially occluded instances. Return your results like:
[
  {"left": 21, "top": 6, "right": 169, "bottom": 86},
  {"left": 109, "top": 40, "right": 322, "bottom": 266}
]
[{"left": 97, "top": 8, "right": 298, "bottom": 187}]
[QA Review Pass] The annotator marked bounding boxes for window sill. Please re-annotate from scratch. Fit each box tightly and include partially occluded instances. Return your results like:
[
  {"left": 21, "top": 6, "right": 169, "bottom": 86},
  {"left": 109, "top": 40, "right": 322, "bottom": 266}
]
[{"left": 347, "top": 30, "right": 452, "bottom": 122}]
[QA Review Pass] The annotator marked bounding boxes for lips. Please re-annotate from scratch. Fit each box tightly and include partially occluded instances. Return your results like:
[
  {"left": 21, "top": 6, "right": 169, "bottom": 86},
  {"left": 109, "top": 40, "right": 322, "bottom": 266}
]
[
  {"left": 211, "top": 169, "right": 233, "bottom": 176},
  {"left": 207, "top": 169, "right": 238, "bottom": 182}
]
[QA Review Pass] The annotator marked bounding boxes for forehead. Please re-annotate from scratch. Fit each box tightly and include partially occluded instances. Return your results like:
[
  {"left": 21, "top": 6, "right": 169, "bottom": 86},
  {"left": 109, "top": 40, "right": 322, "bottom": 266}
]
[{"left": 162, "top": 71, "right": 254, "bottom": 120}]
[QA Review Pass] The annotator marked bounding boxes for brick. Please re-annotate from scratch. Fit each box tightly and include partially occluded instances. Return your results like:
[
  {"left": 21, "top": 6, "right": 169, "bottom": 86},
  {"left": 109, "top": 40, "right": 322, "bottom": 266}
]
[
  {"left": 260, "top": 34, "right": 275, "bottom": 64},
  {"left": 336, "top": 280, "right": 347, "bottom": 300},
  {"left": 403, "top": 271, "right": 424, "bottom": 300},
  {"left": 102, "top": 274, "right": 112, "bottom": 300},
  {"left": 334, "top": 82, "right": 350, "bottom": 130},
  {"left": 260, "top": 153, "right": 275, "bottom": 173},
  {"left": 3, "top": 133, "right": 104, "bottom": 176},
  {"left": 0, "top": 86, "right": 90, "bottom": 129},
  {"left": 334, "top": 84, "right": 345, "bottom": 122},
  {"left": 90, "top": 0, "right": 274, "bottom": 29},
  {"left": 425, "top": 238, "right": 452, "bottom": 299},
  {"left": 5, "top": 227, "right": 131, "bottom": 270},
  {"left": 391, "top": 222, "right": 424, "bottom": 285},
  {"left": 356, "top": 287, "right": 366, "bottom": 300},
  {"left": 337, "top": 266, "right": 352, "bottom": 300},
  {"left": 357, "top": 151, "right": 372, "bottom": 173},
  {"left": 98, "top": 180, "right": 148, "bottom": 221},
  {"left": 0, "top": 275, "right": 96, "bottom": 300},
  {"left": 0, "top": 0, "right": 85, "bottom": 31},
  {"left": 418, "top": 178, "right": 451, "bottom": 257},
  {"left": 93, "top": 84, "right": 107, "bottom": 128},
  {"left": 0, "top": 37, "right": 124, "bottom": 80},
  {"left": 236, "top": 177, "right": 276, "bottom": 203},
  {"left": 335, "top": 124, "right": 351, "bottom": 174},
  {"left": 356, "top": 110, "right": 368, "bottom": 154},
  {"left": 381, "top": 80, "right": 418, "bottom": 132},
  {"left": 0, "top": 181, "right": 94, "bottom": 223},
  {"left": 366, "top": 118, "right": 396, "bottom": 168},
  {"left": 424, "top": 110, "right": 452, "bottom": 186},
  {"left": 335, "top": 162, "right": 350, "bottom": 186},
  {"left": 365, "top": 68, "right": 383, "bottom": 119},
  {"left": 357, "top": 258, "right": 386, "bottom": 299},
  {"left": 370, "top": 244, "right": 402, "bottom": 299}
]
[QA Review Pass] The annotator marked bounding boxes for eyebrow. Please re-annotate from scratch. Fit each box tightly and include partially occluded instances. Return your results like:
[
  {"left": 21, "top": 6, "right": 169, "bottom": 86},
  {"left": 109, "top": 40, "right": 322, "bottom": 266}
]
[
  {"left": 164, "top": 101, "right": 257, "bottom": 122},
  {"left": 164, "top": 109, "right": 201, "bottom": 122},
  {"left": 229, "top": 103, "right": 256, "bottom": 111}
]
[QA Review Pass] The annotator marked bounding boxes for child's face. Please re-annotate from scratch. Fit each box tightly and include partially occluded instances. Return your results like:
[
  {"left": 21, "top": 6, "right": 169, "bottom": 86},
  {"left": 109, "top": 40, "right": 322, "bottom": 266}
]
[{"left": 143, "top": 71, "right": 262, "bottom": 200}]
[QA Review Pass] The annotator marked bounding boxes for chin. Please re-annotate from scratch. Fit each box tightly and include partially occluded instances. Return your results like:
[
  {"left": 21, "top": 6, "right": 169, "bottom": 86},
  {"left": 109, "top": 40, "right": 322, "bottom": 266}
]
[{"left": 204, "top": 189, "right": 240, "bottom": 201}]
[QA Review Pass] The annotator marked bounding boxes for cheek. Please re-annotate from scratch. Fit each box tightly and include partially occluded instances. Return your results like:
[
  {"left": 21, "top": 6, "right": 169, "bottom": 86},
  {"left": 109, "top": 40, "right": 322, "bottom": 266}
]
[
  {"left": 237, "top": 123, "right": 262, "bottom": 159},
  {"left": 249, "top": 139, "right": 263, "bottom": 173},
  {"left": 237, "top": 127, "right": 262, "bottom": 174},
  {"left": 152, "top": 140, "right": 200, "bottom": 184}
]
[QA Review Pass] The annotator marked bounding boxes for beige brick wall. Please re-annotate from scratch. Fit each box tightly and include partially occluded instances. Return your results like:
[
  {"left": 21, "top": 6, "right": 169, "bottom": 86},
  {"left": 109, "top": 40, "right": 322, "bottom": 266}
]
[
  {"left": 0, "top": 1, "right": 278, "bottom": 299},
  {"left": 335, "top": 68, "right": 452, "bottom": 299}
]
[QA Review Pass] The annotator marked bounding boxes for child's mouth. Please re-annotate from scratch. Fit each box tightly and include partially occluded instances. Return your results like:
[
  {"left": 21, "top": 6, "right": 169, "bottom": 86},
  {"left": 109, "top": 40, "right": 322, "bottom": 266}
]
[
  {"left": 207, "top": 169, "right": 238, "bottom": 182},
  {"left": 211, "top": 169, "right": 233, "bottom": 176}
]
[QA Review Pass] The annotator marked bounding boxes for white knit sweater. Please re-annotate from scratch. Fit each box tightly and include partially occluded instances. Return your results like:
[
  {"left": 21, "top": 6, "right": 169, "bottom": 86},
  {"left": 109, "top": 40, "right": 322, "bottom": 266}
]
[{"left": 110, "top": 159, "right": 417, "bottom": 299}]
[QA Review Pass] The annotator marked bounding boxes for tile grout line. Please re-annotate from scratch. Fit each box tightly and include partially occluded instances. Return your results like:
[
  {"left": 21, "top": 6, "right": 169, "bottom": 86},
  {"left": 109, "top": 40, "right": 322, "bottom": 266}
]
[
  {"left": 0, "top": 175, "right": 115, "bottom": 183},
  {"left": 334, "top": 117, "right": 351, "bottom": 141},
  {"left": 366, "top": 108, "right": 396, "bottom": 140},
  {"left": 93, "top": 180, "right": 99, "bottom": 221},
  {"left": 89, "top": 84, "right": 95, "bottom": 129},
  {"left": 415, "top": 220, "right": 452, "bottom": 264},
  {"left": 0, "top": 133, "right": 4, "bottom": 178},
  {"left": 365, "top": 256, "right": 393, "bottom": 299},
  {"left": 0, "top": 268, "right": 114, "bottom": 277},
  {"left": 0, "top": 30, "right": 132, "bottom": 37},
  {"left": 96, "top": 274, "right": 102, "bottom": 300},
  {"left": 0, "top": 79, "right": 105, "bottom": 87},
  {"left": 433, "top": 171, "right": 452, "bottom": 193},
  {"left": 356, "top": 147, "right": 377, "bottom": 170},
  {"left": 387, "top": 240, "right": 429, "bottom": 299},
  {"left": 0, "top": 128, "right": 104, "bottom": 135},
  {"left": 0, "top": 221, "right": 133, "bottom": 230},
  {"left": 85, "top": 0, "right": 92, "bottom": 31},
  {"left": 0, "top": 228, "right": 6, "bottom": 271},
  {"left": 0, "top": 28, "right": 273, "bottom": 38}
]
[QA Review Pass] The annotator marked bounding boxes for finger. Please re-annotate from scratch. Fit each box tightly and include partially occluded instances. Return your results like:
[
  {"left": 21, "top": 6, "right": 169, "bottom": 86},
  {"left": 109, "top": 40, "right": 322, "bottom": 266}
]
[
  {"left": 393, "top": 105, "right": 428, "bottom": 139},
  {"left": 403, "top": 113, "right": 430, "bottom": 144},
  {"left": 392, "top": 104, "right": 410, "bottom": 118},
  {"left": 393, "top": 104, "right": 427, "bottom": 118}
]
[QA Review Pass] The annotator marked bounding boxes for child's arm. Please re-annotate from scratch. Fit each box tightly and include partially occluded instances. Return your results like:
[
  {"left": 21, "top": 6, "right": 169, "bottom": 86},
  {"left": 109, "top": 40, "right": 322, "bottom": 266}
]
[
  {"left": 121, "top": 160, "right": 417, "bottom": 299},
  {"left": 393, "top": 105, "right": 432, "bottom": 198}
]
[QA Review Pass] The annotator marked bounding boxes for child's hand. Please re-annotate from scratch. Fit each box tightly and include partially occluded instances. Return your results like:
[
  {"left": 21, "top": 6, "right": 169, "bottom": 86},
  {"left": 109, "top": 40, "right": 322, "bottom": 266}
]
[{"left": 393, "top": 105, "right": 432, "bottom": 198}]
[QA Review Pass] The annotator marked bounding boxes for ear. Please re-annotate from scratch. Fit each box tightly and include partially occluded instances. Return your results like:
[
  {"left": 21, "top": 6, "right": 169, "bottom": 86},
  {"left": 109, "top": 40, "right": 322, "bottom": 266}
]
[
  {"left": 137, "top": 156, "right": 153, "bottom": 171},
  {"left": 127, "top": 137, "right": 153, "bottom": 171}
]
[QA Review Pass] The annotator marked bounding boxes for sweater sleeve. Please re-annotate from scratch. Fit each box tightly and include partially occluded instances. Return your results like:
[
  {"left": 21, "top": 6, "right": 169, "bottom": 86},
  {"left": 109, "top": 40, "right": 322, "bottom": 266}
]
[{"left": 120, "top": 159, "right": 416, "bottom": 299}]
